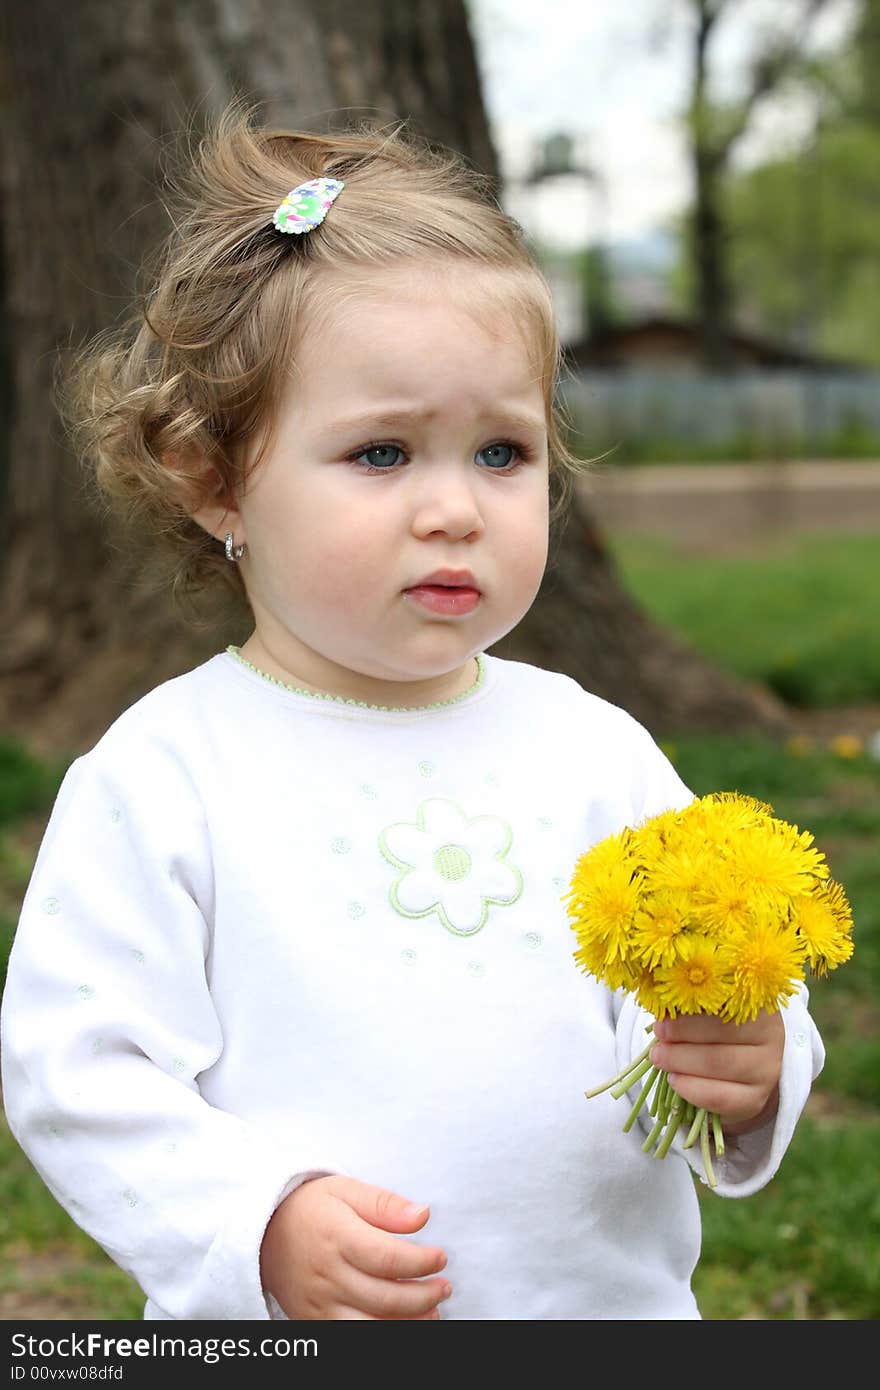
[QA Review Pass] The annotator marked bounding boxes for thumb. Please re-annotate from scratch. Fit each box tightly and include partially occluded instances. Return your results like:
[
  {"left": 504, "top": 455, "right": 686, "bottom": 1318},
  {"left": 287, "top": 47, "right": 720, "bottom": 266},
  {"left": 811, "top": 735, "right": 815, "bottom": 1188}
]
[{"left": 337, "top": 1179, "right": 431, "bottom": 1234}]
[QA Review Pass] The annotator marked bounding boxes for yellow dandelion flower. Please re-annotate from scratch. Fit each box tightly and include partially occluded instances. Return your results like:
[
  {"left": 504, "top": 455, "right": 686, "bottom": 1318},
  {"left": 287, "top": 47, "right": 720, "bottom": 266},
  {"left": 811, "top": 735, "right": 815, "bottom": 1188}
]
[
  {"left": 829, "top": 734, "right": 863, "bottom": 761},
  {"left": 644, "top": 839, "right": 716, "bottom": 900},
  {"left": 565, "top": 840, "right": 643, "bottom": 971},
  {"left": 632, "top": 891, "right": 690, "bottom": 968},
  {"left": 697, "top": 791, "right": 775, "bottom": 832},
  {"left": 785, "top": 735, "right": 813, "bottom": 758},
  {"left": 727, "top": 820, "right": 828, "bottom": 911},
  {"left": 720, "top": 922, "right": 804, "bottom": 1022},
  {"left": 695, "top": 860, "right": 759, "bottom": 935},
  {"left": 572, "top": 928, "right": 633, "bottom": 995},
  {"left": 629, "top": 964, "right": 667, "bottom": 1019},
  {"left": 564, "top": 832, "right": 637, "bottom": 911},
  {"left": 634, "top": 805, "right": 683, "bottom": 839},
  {"left": 654, "top": 938, "right": 731, "bottom": 1018},
  {"left": 567, "top": 788, "right": 854, "bottom": 1186},
  {"left": 794, "top": 880, "right": 854, "bottom": 977}
]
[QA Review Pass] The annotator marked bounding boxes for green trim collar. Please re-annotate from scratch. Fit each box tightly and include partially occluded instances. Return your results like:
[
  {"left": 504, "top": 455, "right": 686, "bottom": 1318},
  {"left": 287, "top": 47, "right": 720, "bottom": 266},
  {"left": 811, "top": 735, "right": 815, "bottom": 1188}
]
[{"left": 225, "top": 646, "right": 488, "bottom": 713}]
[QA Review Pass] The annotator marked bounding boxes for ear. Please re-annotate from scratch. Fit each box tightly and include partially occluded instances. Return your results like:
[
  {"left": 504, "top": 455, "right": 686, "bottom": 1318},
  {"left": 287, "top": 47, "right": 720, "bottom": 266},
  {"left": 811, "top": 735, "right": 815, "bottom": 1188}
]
[
  {"left": 191, "top": 495, "right": 245, "bottom": 546},
  {"left": 166, "top": 453, "right": 245, "bottom": 545}
]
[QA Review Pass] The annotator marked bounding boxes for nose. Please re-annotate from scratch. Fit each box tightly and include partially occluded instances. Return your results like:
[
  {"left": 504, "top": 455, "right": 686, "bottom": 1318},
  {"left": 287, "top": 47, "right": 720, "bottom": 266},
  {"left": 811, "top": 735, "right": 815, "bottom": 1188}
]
[{"left": 409, "top": 462, "right": 486, "bottom": 542}]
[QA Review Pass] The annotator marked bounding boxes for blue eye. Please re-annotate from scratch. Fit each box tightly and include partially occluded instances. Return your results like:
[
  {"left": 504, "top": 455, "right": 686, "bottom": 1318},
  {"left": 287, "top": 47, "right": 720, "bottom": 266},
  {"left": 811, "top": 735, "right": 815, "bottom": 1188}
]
[
  {"left": 359, "top": 444, "right": 404, "bottom": 470},
  {"left": 477, "top": 442, "right": 516, "bottom": 469}
]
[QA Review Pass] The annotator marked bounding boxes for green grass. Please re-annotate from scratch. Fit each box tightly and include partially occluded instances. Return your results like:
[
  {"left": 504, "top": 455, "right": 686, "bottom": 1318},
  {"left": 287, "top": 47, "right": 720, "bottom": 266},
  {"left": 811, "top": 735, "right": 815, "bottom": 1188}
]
[
  {"left": 1, "top": 709, "right": 878, "bottom": 1319},
  {"left": 694, "top": 1118, "right": 880, "bottom": 1320},
  {"left": 609, "top": 531, "right": 880, "bottom": 707},
  {"left": 0, "top": 737, "right": 68, "bottom": 830},
  {"left": 0, "top": 1109, "right": 145, "bottom": 1318},
  {"left": 0, "top": 740, "right": 70, "bottom": 991},
  {"left": 663, "top": 731, "right": 880, "bottom": 1318},
  {"left": 565, "top": 420, "right": 880, "bottom": 466}
]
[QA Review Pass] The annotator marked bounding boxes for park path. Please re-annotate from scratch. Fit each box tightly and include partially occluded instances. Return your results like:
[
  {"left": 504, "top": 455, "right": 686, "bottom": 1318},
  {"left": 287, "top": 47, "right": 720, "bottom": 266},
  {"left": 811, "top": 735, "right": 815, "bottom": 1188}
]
[{"left": 578, "top": 459, "right": 880, "bottom": 549}]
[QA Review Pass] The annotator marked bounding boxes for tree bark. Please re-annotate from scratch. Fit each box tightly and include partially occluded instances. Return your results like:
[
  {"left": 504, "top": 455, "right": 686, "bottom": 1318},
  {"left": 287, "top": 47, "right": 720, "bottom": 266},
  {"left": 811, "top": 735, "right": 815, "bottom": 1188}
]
[
  {"left": 491, "top": 502, "right": 787, "bottom": 738},
  {"left": 690, "top": 1, "right": 733, "bottom": 369},
  {"left": 0, "top": 0, "right": 788, "bottom": 758},
  {"left": 686, "top": 0, "right": 835, "bottom": 370}
]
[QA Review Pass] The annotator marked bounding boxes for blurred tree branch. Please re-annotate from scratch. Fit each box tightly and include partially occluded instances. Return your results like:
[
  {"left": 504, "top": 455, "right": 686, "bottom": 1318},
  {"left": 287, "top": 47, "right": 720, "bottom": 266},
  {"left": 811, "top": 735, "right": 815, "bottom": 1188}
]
[{"left": 685, "top": 0, "right": 839, "bottom": 365}]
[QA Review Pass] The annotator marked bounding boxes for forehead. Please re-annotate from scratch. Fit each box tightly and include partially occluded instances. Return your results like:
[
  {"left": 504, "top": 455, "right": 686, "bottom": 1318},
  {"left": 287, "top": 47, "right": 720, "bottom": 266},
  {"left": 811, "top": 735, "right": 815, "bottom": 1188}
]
[{"left": 293, "top": 263, "right": 545, "bottom": 397}]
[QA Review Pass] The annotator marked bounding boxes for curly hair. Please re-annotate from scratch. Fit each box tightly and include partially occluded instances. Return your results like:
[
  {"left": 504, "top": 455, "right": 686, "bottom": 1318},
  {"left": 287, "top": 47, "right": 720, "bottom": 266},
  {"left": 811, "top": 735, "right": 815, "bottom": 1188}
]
[{"left": 59, "top": 98, "right": 586, "bottom": 626}]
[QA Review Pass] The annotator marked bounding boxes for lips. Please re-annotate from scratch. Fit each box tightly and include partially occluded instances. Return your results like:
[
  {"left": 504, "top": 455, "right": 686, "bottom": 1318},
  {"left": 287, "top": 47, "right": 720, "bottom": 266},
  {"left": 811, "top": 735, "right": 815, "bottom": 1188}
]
[
  {"left": 408, "top": 568, "right": 479, "bottom": 590},
  {"left": 404, "top": 569, "right": 481, "bottom": 616}
]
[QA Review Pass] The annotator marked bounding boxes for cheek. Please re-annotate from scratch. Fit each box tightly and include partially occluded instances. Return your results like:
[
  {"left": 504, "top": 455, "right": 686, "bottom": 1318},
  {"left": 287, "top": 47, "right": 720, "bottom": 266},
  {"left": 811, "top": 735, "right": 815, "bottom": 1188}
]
[
  {"left": 505, "top": 490, "right": 550, "bottom": 573},
  {"left": 294, "top": 526, "right": 380, "bottom": 610}
]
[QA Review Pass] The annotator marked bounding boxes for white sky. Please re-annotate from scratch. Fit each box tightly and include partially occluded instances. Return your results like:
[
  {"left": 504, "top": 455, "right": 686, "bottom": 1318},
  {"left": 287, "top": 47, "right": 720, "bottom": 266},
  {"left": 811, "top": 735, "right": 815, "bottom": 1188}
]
[{"left": 467, "top": 0, "right": 860, "bottom": 247}]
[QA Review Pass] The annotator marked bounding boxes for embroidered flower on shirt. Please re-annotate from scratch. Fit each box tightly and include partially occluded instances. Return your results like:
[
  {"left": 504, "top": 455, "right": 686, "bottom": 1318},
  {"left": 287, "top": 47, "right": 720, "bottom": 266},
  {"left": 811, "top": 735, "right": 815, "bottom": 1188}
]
[{"left": 380, "top": 797, "right": 522, "bottom": 936}]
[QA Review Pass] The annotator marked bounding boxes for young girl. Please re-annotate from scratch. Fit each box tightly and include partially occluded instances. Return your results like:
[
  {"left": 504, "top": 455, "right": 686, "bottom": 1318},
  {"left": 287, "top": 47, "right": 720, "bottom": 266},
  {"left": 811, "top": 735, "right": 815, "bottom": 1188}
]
[{"left": 1, "top": 104, "right": 823, "bottom": 1322}]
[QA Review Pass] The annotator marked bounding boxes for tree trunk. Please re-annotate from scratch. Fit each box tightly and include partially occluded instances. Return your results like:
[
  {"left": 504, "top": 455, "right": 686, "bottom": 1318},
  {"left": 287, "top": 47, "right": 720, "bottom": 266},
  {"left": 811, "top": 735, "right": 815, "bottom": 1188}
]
[
  {"left": 686, "top": 0, "right": 836, "bottom": 370},
  {"left": 491, "top": 504, "right": 786, "bottom": 738},
  {"left": 689, "top": 0, "right": 734, "bottom": 369},
  {"left": 692, "top": 146, "right": 732, "bottom": 370},
  {"left": 0, "top": 0, "right": 788, "bottom": 758},
  {"left": 857, "top": 0, "right": 880, "bottom": 126}
]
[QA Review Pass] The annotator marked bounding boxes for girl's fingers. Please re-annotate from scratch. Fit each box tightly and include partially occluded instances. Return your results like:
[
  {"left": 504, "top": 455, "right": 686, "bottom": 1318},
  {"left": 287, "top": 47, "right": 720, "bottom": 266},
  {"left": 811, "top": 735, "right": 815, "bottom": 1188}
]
[
  {"left": 338, "top": 1269, "right": 452, "bottom": 1320},
  {"left": 331, "top": 1178, "right": 432, "bottom": 1235},
  {"left": 661, "top": 1073, "right": 762, "bottom": 1122},
  {"left": 653, "top": 1014, "right": 773, "bottom": 1045},
  {"left": 338, "top": 1306, "right": 443, "bottom": 1321},
  {"left": 335, "top": 1205, "right": 447, "bottom": 1281},
  {"left": 380, "top": 1308, "right": 444, "bottom": 1321},
  {"left": 648, "top": 1013, "right": 784, "bottom": 1131},
  {"left": 649, "top": 1040, "right": 775, "bottom": 1085}
]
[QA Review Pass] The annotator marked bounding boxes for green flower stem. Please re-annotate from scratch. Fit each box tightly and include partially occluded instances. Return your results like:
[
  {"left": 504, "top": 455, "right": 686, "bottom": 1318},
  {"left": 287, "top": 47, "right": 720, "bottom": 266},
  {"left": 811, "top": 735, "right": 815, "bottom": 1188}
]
[
  {"left": 654, "top": 1095, "right": 685, "bottom": 1158},
  {"left": 659, "top": 1077, "right": 673, "bottom": 1126},
  {"left": 651, "top": 1070, "right": 669, "bottom": 1119},
  {"left": 683, "top": 1107, "right": 706, "bottom": 1150},
  {"left": 641, "top": 1110, "right": 667, "bottom": 1154},
  {"left": 649, "top": 1074, "right": 660, "bottom": 1117},
  {"left": 584, "top": 1039, "right": 654, "bottom": 1099},
  {"left": 700, "top": 1111, "right": 718, "bottom": 1188},
  {"left": 610, "top": 1057, "right": 653, "bottom": 1099},
  {"left": 622, "top": 1066, "right": 660, "bottom": 1132},
  {"left": 711, "top": 1110, "right": 725, "bottom": 1156}
]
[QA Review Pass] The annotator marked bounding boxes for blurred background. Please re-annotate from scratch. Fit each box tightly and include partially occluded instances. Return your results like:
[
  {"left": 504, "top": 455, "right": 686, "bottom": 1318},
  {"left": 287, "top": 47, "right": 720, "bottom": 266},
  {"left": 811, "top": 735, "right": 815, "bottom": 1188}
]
[
  {"left": 0, "top": 0, "right": 878, "bottom": 1320},
  {"left": 480, "top": 0, "right": 880, "bottom": 454}
]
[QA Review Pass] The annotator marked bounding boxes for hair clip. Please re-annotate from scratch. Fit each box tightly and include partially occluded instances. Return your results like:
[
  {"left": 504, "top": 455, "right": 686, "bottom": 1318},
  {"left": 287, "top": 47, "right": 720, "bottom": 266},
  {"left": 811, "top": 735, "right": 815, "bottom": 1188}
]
[{"left": 271, "top": 177, "right": 345, "bottom": 235}]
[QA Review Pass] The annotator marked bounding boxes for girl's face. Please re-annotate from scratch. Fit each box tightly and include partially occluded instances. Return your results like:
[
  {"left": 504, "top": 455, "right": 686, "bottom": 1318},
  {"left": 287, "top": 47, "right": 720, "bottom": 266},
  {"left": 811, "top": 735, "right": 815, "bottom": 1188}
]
[{"left": 203, "top": 265, "right": 550, "bottom": 706}]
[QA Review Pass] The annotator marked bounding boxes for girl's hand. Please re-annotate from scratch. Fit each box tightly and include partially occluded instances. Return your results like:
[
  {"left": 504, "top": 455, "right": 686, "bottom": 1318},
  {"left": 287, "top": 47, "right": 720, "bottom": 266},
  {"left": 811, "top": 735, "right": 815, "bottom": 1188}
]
[
  {"left": 649, "top": 1011, "right": 785, "bottom": 1135},
  {"left": 260, "top": 1175, "right": 451, "bottom": 1320}
]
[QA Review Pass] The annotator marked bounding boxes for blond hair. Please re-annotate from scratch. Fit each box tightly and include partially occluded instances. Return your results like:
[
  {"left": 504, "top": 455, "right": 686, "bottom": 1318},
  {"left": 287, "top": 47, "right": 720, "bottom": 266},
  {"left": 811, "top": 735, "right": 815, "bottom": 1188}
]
[{"left": 60, "top": 100, "right": 585, "bottom": 625}]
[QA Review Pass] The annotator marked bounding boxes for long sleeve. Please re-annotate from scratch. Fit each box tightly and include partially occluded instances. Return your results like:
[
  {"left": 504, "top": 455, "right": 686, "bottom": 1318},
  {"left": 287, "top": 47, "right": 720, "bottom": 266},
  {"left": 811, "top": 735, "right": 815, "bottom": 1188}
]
[
  {"left": 0, "top": 742, "right": 331, "bottom": 1320},
  {"left": 613, "top": 985, "right": 824, "bottom": 1195},
  {"left": 608, "top": 714, "right": 825, "bottom": 1195}
]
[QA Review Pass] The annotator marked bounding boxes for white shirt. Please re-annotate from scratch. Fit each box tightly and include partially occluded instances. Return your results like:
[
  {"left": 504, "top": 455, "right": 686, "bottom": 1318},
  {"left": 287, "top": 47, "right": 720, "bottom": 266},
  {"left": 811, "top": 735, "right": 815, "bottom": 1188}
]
[{"left": 0, "top": 650, "right": 824, "bottom": 1320}]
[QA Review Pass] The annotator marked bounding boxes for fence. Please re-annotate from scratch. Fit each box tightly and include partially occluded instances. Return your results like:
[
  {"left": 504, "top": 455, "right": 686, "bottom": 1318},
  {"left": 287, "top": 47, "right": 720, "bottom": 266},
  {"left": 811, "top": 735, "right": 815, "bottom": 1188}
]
[{"left": 561, "top": 369, "right": 880, "bottom": 460}]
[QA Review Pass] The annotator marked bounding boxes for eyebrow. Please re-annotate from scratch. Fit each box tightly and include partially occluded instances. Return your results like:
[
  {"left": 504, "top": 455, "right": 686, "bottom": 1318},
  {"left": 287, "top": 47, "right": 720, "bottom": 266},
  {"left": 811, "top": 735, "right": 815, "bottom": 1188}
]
[{"left": 325, "top": 407, "right": 547, "bottom": 437}]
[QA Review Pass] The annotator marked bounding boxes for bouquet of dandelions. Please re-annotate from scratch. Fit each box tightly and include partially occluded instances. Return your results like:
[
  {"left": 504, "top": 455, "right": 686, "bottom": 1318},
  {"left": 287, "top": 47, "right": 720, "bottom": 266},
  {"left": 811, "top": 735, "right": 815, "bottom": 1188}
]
[{"left": 563, "top": 792, "right": 853, "bottom": 1187}]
